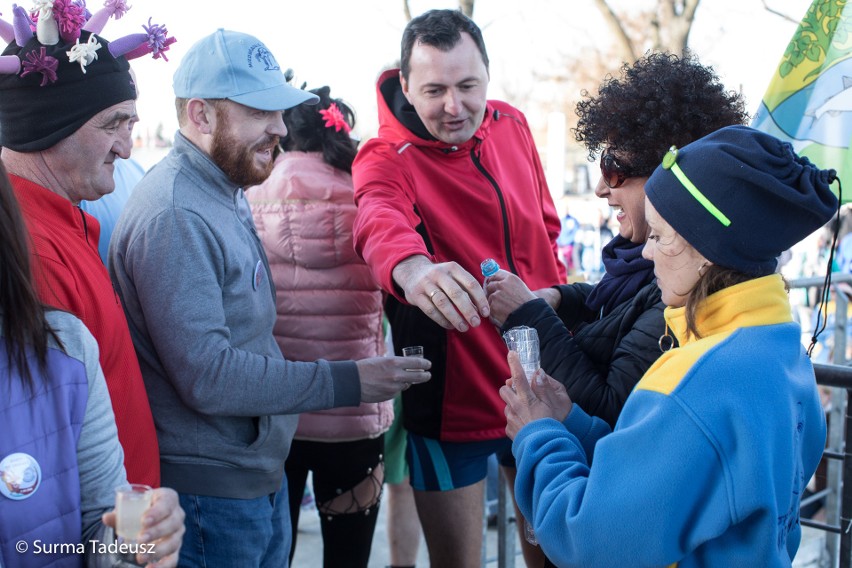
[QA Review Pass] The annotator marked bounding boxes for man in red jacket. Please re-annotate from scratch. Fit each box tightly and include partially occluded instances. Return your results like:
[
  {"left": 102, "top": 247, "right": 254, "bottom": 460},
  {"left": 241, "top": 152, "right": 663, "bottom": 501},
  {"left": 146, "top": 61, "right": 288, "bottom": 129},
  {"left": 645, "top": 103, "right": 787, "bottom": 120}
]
[{"left": 353, "top": 9, "right": 565, "bottom": 567}]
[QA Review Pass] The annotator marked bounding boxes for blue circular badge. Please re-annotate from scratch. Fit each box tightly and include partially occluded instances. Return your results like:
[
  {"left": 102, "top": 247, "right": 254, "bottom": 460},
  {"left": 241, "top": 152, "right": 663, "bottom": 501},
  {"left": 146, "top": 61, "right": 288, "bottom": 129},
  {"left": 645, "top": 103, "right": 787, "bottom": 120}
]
[{"left": 0, "top": 452, "right": 41, "bottom": 500}]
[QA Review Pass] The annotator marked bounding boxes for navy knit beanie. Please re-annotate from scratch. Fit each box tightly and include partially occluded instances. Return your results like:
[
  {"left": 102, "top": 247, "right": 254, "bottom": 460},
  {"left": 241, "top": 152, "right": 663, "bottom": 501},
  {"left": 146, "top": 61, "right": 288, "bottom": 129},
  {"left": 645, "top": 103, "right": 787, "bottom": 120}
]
[{"left": 645, "top": 125, "right": 838, "bottom": 276}]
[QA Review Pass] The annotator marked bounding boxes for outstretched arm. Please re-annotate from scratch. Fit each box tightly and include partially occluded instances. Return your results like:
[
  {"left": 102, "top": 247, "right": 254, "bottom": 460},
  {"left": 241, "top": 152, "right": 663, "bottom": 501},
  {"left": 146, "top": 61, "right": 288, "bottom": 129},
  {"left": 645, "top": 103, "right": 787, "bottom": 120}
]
[{"left": 393, "top": 255, "right": 489, "bottom": 332}]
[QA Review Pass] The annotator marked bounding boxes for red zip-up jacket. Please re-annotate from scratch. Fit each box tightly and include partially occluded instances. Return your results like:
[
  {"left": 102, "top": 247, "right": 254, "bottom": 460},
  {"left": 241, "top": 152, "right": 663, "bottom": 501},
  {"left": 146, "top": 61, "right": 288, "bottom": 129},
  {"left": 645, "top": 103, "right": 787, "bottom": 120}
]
[{"left": 353, "top": 70, "right": 565, "bottom": 442}]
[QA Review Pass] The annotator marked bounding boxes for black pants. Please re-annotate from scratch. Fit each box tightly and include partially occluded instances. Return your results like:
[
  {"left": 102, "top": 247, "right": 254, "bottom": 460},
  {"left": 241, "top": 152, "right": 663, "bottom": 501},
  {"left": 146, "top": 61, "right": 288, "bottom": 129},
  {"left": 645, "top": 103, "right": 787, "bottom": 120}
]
[{"left": 286, "top": 436, "right": 385, "bottom": 568}]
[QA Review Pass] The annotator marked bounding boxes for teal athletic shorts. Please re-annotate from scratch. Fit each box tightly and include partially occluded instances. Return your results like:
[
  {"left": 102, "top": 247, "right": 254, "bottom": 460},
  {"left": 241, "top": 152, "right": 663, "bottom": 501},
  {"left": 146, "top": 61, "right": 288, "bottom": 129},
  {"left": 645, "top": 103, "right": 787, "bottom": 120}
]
[{"left": 406, "top": 432, "right": 513, "bottom": 491}]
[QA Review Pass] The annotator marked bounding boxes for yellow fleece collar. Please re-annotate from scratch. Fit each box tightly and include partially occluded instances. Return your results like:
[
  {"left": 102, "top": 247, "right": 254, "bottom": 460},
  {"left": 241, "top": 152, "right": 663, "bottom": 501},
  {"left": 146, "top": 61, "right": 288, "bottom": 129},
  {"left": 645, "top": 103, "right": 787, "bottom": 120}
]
[{"left": 664, "top": 274, "right": 792, "bottom": 347}]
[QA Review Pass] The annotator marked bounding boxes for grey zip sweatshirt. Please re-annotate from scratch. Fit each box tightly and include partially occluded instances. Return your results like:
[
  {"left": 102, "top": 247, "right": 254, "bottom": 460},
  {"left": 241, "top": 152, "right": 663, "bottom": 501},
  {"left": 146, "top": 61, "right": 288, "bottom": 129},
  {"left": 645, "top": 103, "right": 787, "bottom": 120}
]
[{"left": 109, "top": 133, "right": 360, "bottom": 499}]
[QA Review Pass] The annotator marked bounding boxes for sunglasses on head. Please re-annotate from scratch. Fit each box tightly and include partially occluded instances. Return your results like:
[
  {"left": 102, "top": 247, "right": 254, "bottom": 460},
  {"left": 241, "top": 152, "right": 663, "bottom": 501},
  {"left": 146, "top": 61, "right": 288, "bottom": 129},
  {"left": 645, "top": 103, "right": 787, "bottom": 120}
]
[{"left": 599, "top": 149, "right": 635, "bottom": 189}]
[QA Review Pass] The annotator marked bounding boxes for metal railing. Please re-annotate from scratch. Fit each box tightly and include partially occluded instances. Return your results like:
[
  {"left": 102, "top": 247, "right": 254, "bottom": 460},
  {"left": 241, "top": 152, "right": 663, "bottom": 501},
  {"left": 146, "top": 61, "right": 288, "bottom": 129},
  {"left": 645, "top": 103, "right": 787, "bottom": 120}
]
[
  {"left": 481, "top": 468, "right": 518, "bottom": 567},
  {"left": 790, "top": 275, "right": 852, "bottom": 568},
  {"left": 809, "top": 363, "right": 852, "bottom": 567}
]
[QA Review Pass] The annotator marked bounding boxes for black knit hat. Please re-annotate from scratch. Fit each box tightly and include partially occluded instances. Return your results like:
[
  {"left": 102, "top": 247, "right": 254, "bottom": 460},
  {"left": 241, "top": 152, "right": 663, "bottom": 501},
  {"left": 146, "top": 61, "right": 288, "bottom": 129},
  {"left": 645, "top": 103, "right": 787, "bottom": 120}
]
[
  {"left": 0, "top": 2, "right": 174, "bottom": 152},
  {"left": 0, "top": 31, "right": 136, "bottom": 151},
  {"left": 645, "top": 125, "right": 838, "bottom": 276}
]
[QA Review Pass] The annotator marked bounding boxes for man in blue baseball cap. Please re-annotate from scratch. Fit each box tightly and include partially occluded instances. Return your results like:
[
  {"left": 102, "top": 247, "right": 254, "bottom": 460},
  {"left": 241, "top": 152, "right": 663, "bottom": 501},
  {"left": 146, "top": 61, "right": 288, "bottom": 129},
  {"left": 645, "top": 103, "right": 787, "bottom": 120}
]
[{"left": 110, "top": 29, "right": 432, "bottom": 567}]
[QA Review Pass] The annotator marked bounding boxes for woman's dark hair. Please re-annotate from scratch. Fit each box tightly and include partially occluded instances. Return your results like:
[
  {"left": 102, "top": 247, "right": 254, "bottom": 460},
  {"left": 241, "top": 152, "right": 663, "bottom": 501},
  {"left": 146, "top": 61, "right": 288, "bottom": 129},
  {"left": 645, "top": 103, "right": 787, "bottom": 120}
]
[
  {"left": 281, "top": 86, "right": 357, "bottom": 173},
  {"left": 0, "top": 160, "right": 58, "bottom": 388},
  {"left": 574, "top": 51, "right": 748, "bottom": 176},
  {"left": 683, "top": 264, "right": 761, "bottom": 340}
]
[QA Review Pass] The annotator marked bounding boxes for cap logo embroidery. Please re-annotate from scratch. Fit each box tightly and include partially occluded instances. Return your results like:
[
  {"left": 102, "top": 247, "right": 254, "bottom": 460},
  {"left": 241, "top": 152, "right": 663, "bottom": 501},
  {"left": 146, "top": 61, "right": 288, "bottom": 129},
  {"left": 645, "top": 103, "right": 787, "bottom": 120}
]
[{"left": 247, "top": 43, "right": 279, "bottom": 71}]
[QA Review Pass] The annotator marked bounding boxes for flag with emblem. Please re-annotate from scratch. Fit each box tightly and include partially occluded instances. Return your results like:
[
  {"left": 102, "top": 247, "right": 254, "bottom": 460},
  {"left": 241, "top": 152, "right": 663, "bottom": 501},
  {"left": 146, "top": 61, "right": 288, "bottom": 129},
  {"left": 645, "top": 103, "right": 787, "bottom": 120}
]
[{"left": 752, "top": 0, "right": 852, "bottom": 202}]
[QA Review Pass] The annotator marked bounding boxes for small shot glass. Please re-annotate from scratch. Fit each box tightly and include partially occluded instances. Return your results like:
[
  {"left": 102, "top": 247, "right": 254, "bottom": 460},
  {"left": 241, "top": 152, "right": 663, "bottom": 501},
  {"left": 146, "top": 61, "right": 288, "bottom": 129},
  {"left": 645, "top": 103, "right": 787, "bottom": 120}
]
[
  {"left": 402, "top": 345, "right": 425, "bottom": 377},
  {"left": 402, "top": 346, "right": 424, "bottom": 358},
  {"left": 115, "top": 483, "right": 153, "bottom": 544}
]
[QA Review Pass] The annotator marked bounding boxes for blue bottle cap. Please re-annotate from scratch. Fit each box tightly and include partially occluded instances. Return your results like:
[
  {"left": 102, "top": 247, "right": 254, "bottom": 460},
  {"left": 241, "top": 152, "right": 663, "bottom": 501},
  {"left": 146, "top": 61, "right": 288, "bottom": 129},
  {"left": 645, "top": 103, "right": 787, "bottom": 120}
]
[{"left": 480, "top": 258, "right": 500, "bottom": 277}]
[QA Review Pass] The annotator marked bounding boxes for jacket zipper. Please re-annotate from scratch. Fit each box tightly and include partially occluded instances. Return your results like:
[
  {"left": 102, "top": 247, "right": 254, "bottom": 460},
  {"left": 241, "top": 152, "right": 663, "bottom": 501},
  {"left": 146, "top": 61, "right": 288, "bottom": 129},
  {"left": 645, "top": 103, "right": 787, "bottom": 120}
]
[
  {"left": 76, "top": 205, "right": 89, "bottom": 242},
  {"left": 78, "top": 205, "right": 122, "bottom": 300},
  {"left": 469, "top": 145, "right": 517, "bottom": 274}
]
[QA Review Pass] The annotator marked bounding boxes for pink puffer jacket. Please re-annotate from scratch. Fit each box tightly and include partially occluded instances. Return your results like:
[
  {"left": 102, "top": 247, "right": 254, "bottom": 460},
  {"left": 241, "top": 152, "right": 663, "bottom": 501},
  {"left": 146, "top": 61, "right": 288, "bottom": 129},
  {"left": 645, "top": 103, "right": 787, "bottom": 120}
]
[{"left": 247, "top": 151, "right": 392, "bottom": 441}]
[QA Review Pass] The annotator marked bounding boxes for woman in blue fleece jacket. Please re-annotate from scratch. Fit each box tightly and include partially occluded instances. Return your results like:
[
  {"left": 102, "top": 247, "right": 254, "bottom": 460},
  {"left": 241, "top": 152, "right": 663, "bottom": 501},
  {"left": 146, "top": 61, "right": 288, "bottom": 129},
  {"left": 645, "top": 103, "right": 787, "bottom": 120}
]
[{"left": 501, "top": 126, "right": 837, "bottom": 567}]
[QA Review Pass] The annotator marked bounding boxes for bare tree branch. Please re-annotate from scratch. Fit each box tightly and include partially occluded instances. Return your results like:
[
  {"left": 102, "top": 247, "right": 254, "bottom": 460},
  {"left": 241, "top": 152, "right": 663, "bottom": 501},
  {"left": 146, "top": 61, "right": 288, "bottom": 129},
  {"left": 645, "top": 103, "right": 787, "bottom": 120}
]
[
  {"left": 682, "top": 0, "right": 700, "bottom": 21},
  {"left": 403, "top": 0, "right": 412, "bottom": 22},
  {"left": 652, "top": 0, "right": 701, "bottom": 53},
  {"left": 761, "top": 0, "right": 799, "bottom": 24},
  {"left": 594, "top": 0, "right": 639, "bottom": 63},
  {"left": 679, "top": 0, "right": 700, "bottom": 47},
  {"left": 459, "top": 0, "right": 475, "bottom": 18}
]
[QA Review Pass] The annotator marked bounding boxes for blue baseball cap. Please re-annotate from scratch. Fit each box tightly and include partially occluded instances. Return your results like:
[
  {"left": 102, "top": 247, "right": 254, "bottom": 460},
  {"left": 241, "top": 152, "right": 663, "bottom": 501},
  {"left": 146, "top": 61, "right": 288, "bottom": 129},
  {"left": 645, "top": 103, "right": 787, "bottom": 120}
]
[{"left": 173, "top": 29, "right": 318, "bottom": 111}]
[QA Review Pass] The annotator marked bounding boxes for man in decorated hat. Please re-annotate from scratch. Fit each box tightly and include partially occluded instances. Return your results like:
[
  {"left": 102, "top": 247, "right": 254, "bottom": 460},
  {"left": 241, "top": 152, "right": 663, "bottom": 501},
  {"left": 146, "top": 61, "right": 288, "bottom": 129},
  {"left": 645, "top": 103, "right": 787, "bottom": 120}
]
[
  {"left": 0, "top": 0, "right": 183, "bottom": 564},
  {"left": 0, "top": 1, "right": 168, "bottom": 488},
  {"left": 109, "top": 28, "right": 431, "bottom": 566}
]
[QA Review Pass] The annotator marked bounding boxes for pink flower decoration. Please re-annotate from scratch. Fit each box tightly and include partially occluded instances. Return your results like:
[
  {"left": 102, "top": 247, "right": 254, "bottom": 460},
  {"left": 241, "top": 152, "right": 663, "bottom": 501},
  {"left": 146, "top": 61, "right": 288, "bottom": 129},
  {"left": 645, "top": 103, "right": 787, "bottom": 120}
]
[
  {"left": 121, "top": 34, "right": 175, "bottom": 61},
  {"left": 319, "top": 103, "right": 351, "bottom": 134},
  {"left": 142, "top": 18, "right": 170, "bottom": 60},
  {"left": 103, "top": 0, "right": 130, "bottom": 20},
  {"left": 20, "top": 46, "right": 59, "bottom": 86},
  {"left": 53, "top": 0, "right": 87, "bottom": 43},
  {"left": 73, "top": 0, "right": 91, "bottom": 18},
  {"left": 110, "top": 19, "right": 175, "bottom": 61}
]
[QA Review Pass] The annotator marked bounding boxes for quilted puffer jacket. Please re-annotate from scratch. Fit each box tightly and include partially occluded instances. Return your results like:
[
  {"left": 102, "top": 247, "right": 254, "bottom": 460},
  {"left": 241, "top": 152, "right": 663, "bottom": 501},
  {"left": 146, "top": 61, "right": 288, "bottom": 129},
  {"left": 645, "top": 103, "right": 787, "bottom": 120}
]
[{"left": 248, "top": 151, "right": 392, "bottom": 441}]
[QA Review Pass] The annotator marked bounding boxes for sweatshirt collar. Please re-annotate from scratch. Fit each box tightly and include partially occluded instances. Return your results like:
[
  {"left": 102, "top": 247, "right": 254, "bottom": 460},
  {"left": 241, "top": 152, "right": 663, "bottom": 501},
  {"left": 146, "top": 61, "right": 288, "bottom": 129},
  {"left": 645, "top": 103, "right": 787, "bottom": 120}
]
[
  {"left": 10, "top": 174, "right": 99, "bottom": 242},
  {"left": 172, "top": 131, "right": 242, "bottom": 203},
  {"left": 664, "top": 273, "right": 793, "bottom": 346}
]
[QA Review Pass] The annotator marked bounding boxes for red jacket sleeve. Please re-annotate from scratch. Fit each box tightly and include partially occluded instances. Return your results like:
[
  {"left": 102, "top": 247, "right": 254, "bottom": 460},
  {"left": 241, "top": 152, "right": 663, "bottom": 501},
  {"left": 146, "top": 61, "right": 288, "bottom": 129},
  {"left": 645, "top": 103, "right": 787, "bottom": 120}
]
[{"left": 352, "top": 139, "right": 436, "bottom": 300}]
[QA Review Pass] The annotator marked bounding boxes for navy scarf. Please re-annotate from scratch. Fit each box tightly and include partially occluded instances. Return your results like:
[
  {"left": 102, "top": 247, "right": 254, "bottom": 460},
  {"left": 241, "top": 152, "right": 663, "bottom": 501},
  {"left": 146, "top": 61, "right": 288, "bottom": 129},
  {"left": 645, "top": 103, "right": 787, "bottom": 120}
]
[{"left": 585, "top": 235, "right": 655, "bottom": 316}]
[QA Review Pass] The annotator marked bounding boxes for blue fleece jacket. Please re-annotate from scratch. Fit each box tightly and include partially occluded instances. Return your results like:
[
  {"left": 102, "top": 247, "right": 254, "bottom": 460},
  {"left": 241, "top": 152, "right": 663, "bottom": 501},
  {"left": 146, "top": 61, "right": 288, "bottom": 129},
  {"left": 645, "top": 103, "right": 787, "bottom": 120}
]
[{"left": 513, "top": 274, "right": 825, "bottom": 567}]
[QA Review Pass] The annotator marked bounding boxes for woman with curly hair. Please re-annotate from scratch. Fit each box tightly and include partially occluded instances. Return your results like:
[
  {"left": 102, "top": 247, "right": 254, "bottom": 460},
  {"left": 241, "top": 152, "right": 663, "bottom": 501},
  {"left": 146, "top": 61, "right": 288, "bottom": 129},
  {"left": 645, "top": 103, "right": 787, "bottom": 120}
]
[
  {"left": 484, "top": 53, "right": 748, "bottom": 566},
  {"left": 487, "top": 52, "right": 747, "bottom": 431}
]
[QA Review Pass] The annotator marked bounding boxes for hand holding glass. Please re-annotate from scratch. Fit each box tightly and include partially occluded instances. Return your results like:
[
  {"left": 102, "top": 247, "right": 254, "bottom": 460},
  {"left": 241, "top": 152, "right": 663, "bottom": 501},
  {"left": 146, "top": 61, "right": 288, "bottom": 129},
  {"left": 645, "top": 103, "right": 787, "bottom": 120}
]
[
  {"left": 402, "top": 346, "right": 425, "bottom": 387},
  {"left": 115, "top": 484, "right": 153, "bottom": 543},
  {"left": 503, "top": 326, "right": 541, "bottom": 385},
  {"left": 502, "top": 326, "right": 541, "bottom": 545}
]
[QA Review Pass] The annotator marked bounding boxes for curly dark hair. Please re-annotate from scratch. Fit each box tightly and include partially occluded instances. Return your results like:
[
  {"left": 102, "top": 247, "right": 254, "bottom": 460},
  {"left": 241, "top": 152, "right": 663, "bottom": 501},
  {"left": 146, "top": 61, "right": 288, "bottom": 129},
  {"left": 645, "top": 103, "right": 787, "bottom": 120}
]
[
  {"left": 574, "top": 51, "right": 748, "bottom": 176},
  {"left": 281, "top": 86, "right": 357, "bottom": 174}
]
